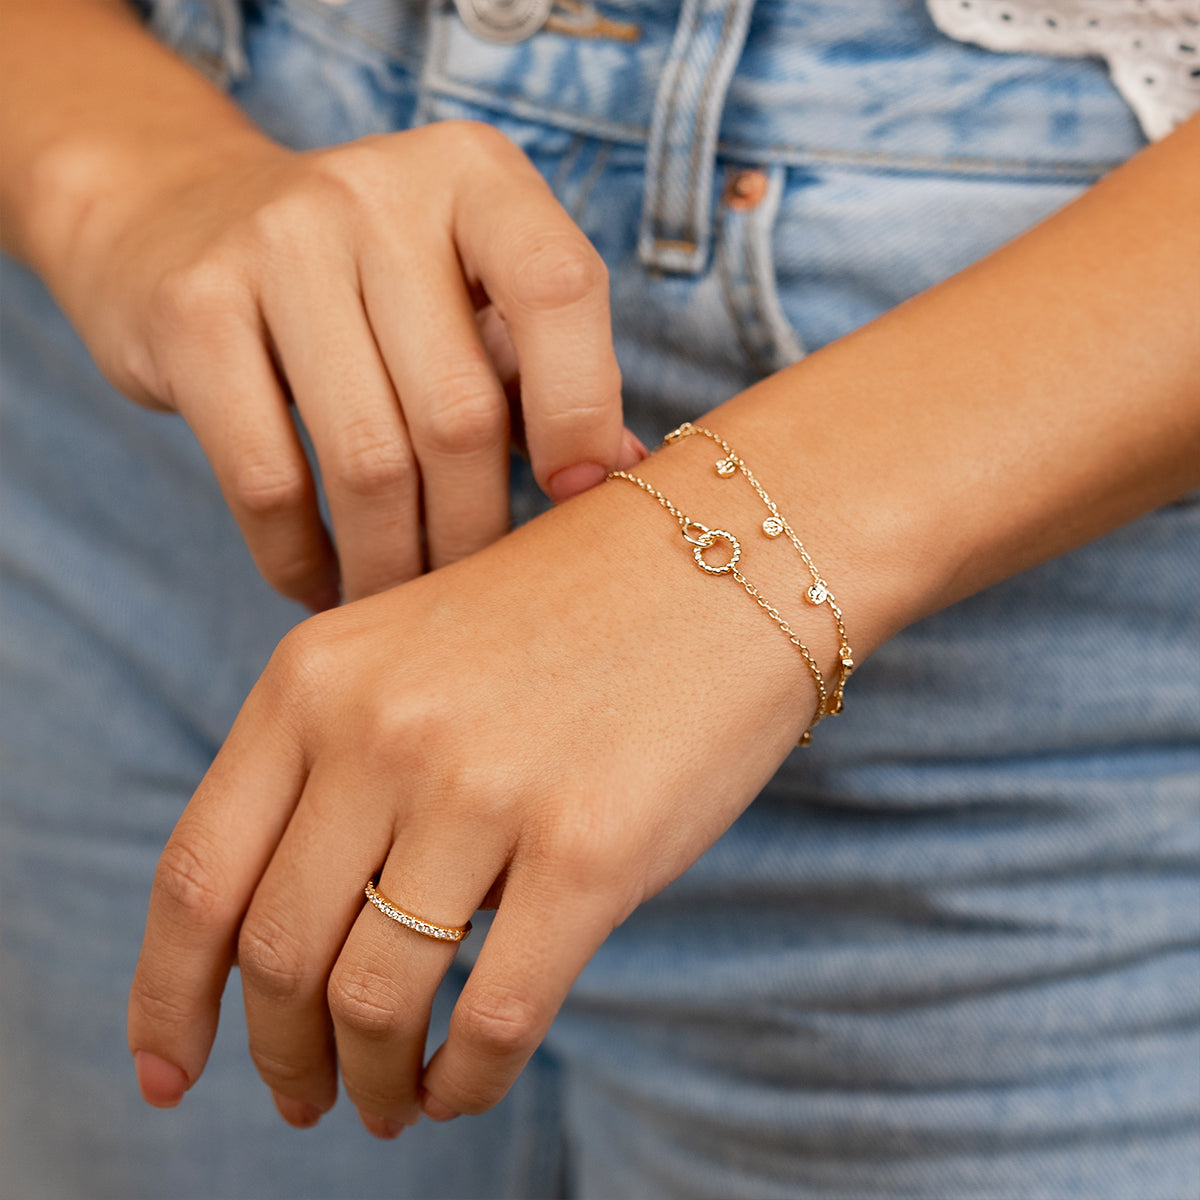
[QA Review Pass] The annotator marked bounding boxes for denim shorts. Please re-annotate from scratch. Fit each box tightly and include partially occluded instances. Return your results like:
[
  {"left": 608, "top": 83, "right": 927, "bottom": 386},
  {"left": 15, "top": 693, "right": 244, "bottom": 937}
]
[{"left": 2, "top": 1, "right": 1197, "bottom": 1197}]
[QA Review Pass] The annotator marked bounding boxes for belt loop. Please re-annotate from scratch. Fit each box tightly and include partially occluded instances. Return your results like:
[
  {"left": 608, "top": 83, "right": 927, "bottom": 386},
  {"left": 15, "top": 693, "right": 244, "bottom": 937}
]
[
  {"left": 639, "top": 0, "right": 758, "bottom": 275},
  {"left": 141, "top": 0, "right": 248, "bottom": 85}
]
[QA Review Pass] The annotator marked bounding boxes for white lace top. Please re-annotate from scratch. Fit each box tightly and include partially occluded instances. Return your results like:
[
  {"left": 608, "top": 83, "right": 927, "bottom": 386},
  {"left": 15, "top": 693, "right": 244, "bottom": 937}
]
[{"left": 926, "top": 0, "right": 1200, "bottom": 139}]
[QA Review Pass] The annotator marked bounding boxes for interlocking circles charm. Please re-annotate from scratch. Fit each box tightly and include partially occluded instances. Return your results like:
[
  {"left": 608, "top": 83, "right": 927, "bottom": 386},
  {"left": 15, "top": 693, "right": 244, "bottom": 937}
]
[{"left": 682, "top": 522, "right": 741, "bottom": 575}]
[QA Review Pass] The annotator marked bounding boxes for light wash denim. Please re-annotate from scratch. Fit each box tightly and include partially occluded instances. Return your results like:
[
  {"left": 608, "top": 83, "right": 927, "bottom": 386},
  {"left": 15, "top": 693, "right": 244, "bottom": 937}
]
[{"left": 2, "top": 1, "right": 1197, "bottom": 1197}]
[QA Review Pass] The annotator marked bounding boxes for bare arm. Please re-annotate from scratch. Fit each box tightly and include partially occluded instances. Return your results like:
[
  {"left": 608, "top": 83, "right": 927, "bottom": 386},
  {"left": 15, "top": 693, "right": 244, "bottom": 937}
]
[
  {"left": 0, "top": 0, "right": 261, "bottom": 283},
  {"left": 683, "top": 109, "right": 1200, "bottom": 659}
]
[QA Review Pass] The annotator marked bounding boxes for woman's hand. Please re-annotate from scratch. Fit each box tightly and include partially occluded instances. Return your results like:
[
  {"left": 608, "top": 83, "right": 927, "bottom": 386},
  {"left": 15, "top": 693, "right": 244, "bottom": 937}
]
[
  {"left": 2, "top": 2, "right": 639, "bottom": 605},
  {"left": 126, "top": 462, "right": 835, "bottom": 1135},
  {"left": 51, "top": 118, "right": 640, "bottom": 608}
]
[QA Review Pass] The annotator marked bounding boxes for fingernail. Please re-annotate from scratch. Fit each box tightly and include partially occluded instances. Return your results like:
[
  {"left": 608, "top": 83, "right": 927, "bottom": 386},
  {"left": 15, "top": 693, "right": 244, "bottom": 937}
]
[
  {"left": 358, "top": 1111, "right": 405, "bottom": 1140},
  {"left": 304, "top": 584, "right": 341, "bottom": 614},
  {"left": 421, "top": 1092, "right": 461, "bottom": 1123},
  {"left": 546, "top": 461, "right": 607, "bottom": 503},
  {"left": 272, "top": 1091, "right": 323, "bottom": 1129},
  {"left": 133, "top": 1050, "right": 188, "bottom": 1108},
  {"left": 617, "top": 428, "right": 649, "bottom": 470}
]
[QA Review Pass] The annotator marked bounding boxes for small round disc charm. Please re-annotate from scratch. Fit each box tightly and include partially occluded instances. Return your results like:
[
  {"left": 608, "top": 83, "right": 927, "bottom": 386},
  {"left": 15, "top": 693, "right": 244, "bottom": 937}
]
[
  {"left": 762, "top": 515, "right": 784, "bottom": 538},
  {"left": 692, "top": 529, "right": 741, "bottom": 575},
  {"left": 715, "top": 457, "right": 737, "bottom": 477},
  {"left": 806, "top": 581, "right": 829, "bottom": 605}
]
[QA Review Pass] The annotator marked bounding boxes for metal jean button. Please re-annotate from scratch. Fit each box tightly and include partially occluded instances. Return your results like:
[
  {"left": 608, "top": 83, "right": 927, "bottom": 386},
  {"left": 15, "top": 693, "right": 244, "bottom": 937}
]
[
  {"left": 453, "top": 0, "right": 554, "bottom": 43},
  {"left": 724, "top": 168, "right": 768, "bottom": 211}
]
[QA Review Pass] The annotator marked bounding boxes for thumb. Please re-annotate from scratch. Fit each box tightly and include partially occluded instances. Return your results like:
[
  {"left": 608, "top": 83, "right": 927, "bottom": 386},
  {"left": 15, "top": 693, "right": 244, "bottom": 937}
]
[{"left": 546, "top": 427, "right": 648, "bottom": 503}]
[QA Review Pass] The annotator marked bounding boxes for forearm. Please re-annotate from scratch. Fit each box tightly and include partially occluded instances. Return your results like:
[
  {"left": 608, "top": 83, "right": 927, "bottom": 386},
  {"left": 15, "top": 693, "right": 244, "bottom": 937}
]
[
  {"left": 631, "top": 113, "right": 1200, "bottom": 676},
  {"left": 0, "top": 0, "right": 270, "bottom": 289}
]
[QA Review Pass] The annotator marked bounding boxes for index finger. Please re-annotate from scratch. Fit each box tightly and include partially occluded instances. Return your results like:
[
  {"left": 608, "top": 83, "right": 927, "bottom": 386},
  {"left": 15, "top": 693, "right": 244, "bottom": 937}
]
[
  {"left": 456, "top": 167, "right": 625, "bottom": 503},
  {"left": 127, "top": 668, "right": 305, "bottom": 1106}
]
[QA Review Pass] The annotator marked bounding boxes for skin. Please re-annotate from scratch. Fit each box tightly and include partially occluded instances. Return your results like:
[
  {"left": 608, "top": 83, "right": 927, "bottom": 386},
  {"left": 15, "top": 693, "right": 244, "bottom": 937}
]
[{"left": 3, "top": 0, "right": 1199, "bottom": 1145}]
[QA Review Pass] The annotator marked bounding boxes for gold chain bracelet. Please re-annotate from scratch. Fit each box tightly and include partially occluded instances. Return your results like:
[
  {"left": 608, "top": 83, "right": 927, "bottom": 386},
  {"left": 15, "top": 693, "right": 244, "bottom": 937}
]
[
  {"left": 608, "top": 422, "right": 854, "bottom": 746},
  {"left": 666, "top": 422, "right": 855, "bottom": 716}
]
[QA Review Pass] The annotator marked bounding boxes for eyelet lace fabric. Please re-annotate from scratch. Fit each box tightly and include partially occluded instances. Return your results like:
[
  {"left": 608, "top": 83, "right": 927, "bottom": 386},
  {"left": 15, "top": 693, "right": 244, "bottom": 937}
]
[{"left": 927, "top": 0, "right": 1200, "bottom": 139}]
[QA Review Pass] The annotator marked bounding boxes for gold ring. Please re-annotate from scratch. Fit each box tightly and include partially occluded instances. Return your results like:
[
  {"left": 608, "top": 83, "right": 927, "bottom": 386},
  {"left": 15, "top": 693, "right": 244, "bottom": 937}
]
[{"left": 363, "top": 881, "right": 472, "bottom": 943}]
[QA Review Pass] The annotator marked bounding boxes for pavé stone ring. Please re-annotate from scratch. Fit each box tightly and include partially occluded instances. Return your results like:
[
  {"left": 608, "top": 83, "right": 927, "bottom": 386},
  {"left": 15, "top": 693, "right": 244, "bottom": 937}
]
[{"left": 364, "top": 880, "right": 473, "bottom": 943}]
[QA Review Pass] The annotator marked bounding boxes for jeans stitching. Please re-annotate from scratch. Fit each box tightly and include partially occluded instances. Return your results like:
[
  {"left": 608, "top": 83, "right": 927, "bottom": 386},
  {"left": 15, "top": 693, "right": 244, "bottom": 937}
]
[
  {"left": 267, "top": 3, "right": 1129, "bottom": 179},
  {"left": 715, "top": 139, "right": 1124, "bottom": 180},
  {"left": 716, "top": 203, "right": 773, "bottom": 377},
  {"left": 570, "top": 141, "right": 614, "bottom": 225},
  {"left": 745, "top": 165, "right": 804, "bottom": 369},
  {"left": 367, "top": 73, "right": 1127, "bottom": 181},
  {"left": 551, "top": 134, "right": 587, "bottom": 195},
  {"left": 282, "top": 0, "right": 421, "bottom": 64}
]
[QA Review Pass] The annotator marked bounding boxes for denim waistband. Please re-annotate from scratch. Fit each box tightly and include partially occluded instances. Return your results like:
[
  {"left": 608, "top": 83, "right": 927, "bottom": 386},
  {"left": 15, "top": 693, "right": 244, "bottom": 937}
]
[
  {"left": 140, "top": 0, "right": 1145, "bottom": 278},
  {"left": 252, "top": 0, "right": 1141, "bottom": 170}
]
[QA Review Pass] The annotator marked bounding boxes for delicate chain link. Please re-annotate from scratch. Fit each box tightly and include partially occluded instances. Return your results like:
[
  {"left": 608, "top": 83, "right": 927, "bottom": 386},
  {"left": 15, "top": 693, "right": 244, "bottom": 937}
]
[
  {"left": 728, "top": 571, "right": 829, "bottom": 723},
  {"left": 608, "top": 469, "right": 829, "bottom": 744},
  {"left": 664, "top": 422, "right": 854, "bottom": 717}
]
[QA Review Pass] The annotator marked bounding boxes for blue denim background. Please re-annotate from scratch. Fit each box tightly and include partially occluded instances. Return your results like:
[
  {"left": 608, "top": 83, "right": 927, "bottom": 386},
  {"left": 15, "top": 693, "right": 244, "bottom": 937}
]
[{"left": 2, "top": 1, "right": 1197, "bottom": 1197}]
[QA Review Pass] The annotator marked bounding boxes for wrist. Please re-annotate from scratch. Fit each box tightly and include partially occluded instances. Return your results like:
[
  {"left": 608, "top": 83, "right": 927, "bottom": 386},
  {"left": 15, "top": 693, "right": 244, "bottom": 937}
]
[
  {"left": 25, "top": 124, "right": 277, "bottom": 309},
  {"left": 560, "top": 427, "right": 850, "bottom": 750},
  {"left": 625, "top": 391, "right": 915, "bottom": 682},
  {"left": 0, "top": 0, "right": 277, "bottom": 295},
  {"left": 697, "top": 372, "right": 946, "bottom": 662}
]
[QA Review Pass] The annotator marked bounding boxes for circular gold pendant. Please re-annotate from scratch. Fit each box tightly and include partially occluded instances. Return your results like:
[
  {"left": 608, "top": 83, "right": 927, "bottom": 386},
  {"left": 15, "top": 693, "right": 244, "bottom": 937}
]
[
  {"left": 715, "top": 457, "right": 737, "bottom": 477},
  {"left": 762, "top": 516, "right": 784, "bottom": 538},
  {"left": 692, "top": 529, "right": 741, "bottom": 574}
]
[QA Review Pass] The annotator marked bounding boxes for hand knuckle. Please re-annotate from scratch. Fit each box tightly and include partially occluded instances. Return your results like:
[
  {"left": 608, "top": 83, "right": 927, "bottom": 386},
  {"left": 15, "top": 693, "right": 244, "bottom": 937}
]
[
  {"left": 230, "top": 456, "right": 310, "bottom": 519},
  {"left": 507, "top": 234, "right": 607, "bottom": 313},
  {"left": 238, "top": 912, "right": 312, "bottom": 1004},
  {"left": 358, "top": 699, "right": 419, "bottom": 765},
  {"left": 328, "top": 423, "right": 414, "bottom": 498},
  {"left": 307, "top": 141, "right": 391, "bottom": 209},
  {"left": 541, "top": 820, "right": 625, "bottom": 895},
  {"left": 545, "top": 821, "right": 605, "bottom": 876},
  {"left": 420, "top": 375, "right": 507, "bottom": 457},
  {"left": 153, "top": 259, "right": 244, "bottom": 328},
  {"left": 454, "top": 988, "right": 540, "bottom": 1057},
  {"left": 353, "top": 684, "right": 457, "bottom": 768},
  {"left": 263, "top": 618, "right": 344, "bottom": 718},
  {"left": 268, "top": 620, "right": 318, "bottom": 679},
  {"left": 327, "top": 966, "right": 407, "bottom": 1039},
  {"left": 154, "top": 834, "right": 234, "bottom": 929},
  {"left": 269, "top": 617, "right": 334, "bottom": 684},
  {"left": 440, "top": 120, "right": 514, "bottom": 165},
  {"left": 249, "top": 192, "right": 322, "bottom": 255},
  {"left": 248, "top": 1043, "right": 321, "bottom": 1091}
]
